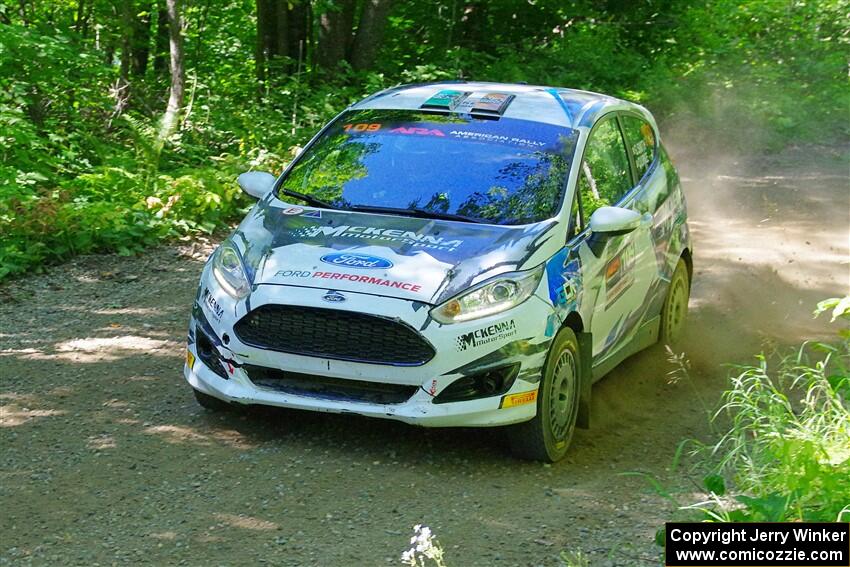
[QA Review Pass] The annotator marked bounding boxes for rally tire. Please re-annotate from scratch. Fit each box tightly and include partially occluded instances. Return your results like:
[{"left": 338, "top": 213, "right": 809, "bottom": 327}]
[
  {"left": 193, "top": 388, "right": 231, "bottom": 411},
  {"left": 660, "top": 258, "right": 690, "bottom": 345},
  {"left": 506, "top": 327, "right": 581, "bottom": 462}
]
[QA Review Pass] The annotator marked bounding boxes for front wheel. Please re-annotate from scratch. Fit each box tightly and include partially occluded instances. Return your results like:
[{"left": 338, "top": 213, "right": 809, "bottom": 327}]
[{"left": 506, "top": 327, "right": 581, "bottom": 462}]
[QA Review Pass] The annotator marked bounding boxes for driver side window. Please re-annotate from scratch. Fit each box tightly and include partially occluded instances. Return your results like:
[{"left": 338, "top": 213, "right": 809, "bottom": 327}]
[{"left": 578, "top": 116, "right": 633, "bottom": 224}]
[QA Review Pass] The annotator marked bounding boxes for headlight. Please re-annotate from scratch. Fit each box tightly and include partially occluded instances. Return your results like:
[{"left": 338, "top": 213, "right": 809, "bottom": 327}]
[
  {"left": 212, "top": 241, "right": 250, "bottom": 298},
  {"left": 430, "top": 265, "right": 544, "bottom": 324}
]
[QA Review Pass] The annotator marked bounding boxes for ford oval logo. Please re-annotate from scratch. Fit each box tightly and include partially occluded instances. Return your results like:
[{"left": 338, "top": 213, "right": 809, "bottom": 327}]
[
  {"left": 322, "top": 291, "right": 346, "bottom": 303},
  {"left": 320, "top": 253, "right": 393, "bottom": 270}
]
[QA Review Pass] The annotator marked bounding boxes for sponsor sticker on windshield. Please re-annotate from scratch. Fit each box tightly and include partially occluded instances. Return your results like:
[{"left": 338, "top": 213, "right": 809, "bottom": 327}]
[{"left": 338, "top": 116, "right": 573, "bottom": 153}]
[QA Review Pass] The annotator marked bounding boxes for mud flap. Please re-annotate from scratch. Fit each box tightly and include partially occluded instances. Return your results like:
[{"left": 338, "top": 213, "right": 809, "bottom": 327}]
[{"left": 576, "top": 331, "right": 592, "bottom": 429}]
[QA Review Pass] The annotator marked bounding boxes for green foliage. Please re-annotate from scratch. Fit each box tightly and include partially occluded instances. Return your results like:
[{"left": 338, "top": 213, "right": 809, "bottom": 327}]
[
  {"left": 689, "top": 301, "right": 850, "bottom": 523},
  {"left": 1, "top": 0, "right": 847, "bottom": 279}
]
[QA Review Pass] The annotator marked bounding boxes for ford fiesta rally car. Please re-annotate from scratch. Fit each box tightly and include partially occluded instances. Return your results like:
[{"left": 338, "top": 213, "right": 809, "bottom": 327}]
[{"left": 184, "top": 82, "right": 692, "bottom": 462}]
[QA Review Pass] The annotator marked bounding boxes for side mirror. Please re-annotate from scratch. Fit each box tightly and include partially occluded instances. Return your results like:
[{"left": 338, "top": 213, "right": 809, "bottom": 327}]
[
  {"left": 237, "top": 171, "right": 276, "bottom": 200},
  {"left": 588, "top": 206, "right": 641, "bottom": 235},
  {"left": 586, "top": 206, "right": 643, "bottom": 257}
]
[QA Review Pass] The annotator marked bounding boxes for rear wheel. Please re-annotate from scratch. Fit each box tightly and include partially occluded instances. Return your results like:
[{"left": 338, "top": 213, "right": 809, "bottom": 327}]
[
  {"left": 193, "top": 388, "right": 230, "bottom": 411},
  {"left": 507, "top": 328, "right": 581, "bottom": 462},
  {"left": 660, "top": 258, "right": 690, "bottom": 344}
]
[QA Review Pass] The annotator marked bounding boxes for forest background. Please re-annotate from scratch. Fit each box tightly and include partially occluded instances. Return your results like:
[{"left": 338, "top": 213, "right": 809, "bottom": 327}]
[{"left": 0, "top": 0, "right": 847, "bottom": 279}]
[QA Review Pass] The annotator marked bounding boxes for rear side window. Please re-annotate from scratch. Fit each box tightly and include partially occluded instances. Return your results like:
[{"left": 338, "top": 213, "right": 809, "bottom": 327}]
[
  {"left": 577, "top": 116, "right": 632, "bottom": 220},
  {"left": 621, "top": 115, "right": 657, "bottom": 181}
]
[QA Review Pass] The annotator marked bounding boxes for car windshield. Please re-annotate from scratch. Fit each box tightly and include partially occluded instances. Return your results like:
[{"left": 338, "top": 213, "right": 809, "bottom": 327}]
[{"left": 279, "top": 109, "right": 578, "bottom": 225}]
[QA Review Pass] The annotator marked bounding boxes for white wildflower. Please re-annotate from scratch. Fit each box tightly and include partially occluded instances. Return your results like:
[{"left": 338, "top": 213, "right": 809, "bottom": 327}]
[{"left": 399, "top": 524, "right": 447, "bottom": 567}]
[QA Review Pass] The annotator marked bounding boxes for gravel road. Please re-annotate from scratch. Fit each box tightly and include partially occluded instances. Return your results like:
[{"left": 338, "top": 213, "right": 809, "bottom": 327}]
[{"left": 1, "top": 144, "right": 847, "bottom": 566}]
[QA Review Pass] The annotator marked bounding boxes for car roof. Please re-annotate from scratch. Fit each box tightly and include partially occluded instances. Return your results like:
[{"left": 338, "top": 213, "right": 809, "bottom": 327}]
[{"left": 350, "top": 81, "right": 650, "bottom": 129}]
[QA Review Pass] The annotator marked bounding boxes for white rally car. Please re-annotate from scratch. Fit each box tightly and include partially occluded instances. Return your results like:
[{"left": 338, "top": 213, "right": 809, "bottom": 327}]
[{"left": 184, "top": 82, "right": 691, "bottom": 462}]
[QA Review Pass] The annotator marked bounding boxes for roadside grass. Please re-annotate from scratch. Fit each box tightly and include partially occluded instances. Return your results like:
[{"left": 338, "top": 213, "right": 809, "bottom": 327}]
[
  {"left": 568, "top": 297, "right": 850, "bottom": 563},
  {"left": 692, "top": 297, "right": 850, "bottom": 523}
]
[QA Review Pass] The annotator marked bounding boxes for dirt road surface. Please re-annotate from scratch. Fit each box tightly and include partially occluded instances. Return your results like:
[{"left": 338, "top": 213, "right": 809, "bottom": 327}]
[{"left": 1, "top": 145, "right": 847, "bottom": 566}]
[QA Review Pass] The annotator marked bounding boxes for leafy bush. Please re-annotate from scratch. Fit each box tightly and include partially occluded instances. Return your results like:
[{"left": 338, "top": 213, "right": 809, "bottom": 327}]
[{"left": 690, "top": 298, "right": 850, "bottom": 522}]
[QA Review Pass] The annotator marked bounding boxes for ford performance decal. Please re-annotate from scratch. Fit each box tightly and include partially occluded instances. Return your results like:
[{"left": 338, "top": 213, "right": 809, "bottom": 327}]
[{"left": 320, "top": 252, "right": 393, "bottom": 269}]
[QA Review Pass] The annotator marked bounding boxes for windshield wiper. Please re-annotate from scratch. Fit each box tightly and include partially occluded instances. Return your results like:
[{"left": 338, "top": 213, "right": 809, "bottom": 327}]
[
  {"left": 347, "top": 204, "right": 485, "bottom": 224},
  {"left": 410, "top": 207, "right": 486, "bottom": 224},
  {"left": 280, "top": 188, "right": 337, "bottom": 210}
]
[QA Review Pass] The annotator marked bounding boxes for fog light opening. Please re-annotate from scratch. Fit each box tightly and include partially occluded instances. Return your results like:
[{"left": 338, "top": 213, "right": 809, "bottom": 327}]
[
  {"left": 195, "top": 329, "right": 229, "bottom": 380},
  {"left": 433, "top": 363, "right": 520, "bottom": 404}
]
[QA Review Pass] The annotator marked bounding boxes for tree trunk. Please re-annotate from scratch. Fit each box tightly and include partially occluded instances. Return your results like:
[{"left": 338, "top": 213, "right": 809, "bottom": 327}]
[
  {"left": 153, "top": 2, "right": 169, "bottom": 75},
  {"left": 73, "top": 0, "right": 87, "bottom": 35},
  {"left": 457, "top": 1, "right": 489, "bottom": 50},
  {"left": 317, "top": 0, "right": 355, "bottom": 70},
  {"left": 255, "top": 0, "right": 268, "bottom": 88},
  {"left": 257, "top": 0, "right": 289, "bottom": 86},
  {"left": 130, "top": 8, "right": 152, "bottom": 76},
  {"left": 113, "top": 2, "right": 133, "bottom": 118},
  {"left": 17, "top": 0, "right": 30, "bottom": 25},
  {"left": 193, "top": 0, "right": 211, "bottom": 62},
  {"left": 287, "top": 2, "right": 308, "bottom": 72},
  {"left": 159, "top": 0, "right": 184, "bottom": 142},
  {"left": 274, "top": 1, "right": 289, "bottom": 60},
  {"left": 350, "top": 0, "right": 393, "bottom": 71}
]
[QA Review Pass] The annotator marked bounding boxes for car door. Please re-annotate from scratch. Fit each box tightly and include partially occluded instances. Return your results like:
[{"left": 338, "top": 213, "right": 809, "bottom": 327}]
[{"left": 570, "top": 114, "right": 657, "bottom": 363}]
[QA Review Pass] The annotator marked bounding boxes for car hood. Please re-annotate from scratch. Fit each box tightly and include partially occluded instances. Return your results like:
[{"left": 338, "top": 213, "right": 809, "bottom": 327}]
[{"left": 233, "top": 200, "right": 562, "bottom": 305}]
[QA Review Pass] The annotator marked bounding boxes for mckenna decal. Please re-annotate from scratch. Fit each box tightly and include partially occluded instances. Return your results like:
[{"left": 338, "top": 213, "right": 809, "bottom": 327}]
[
  {"left": 282, "top": 206, "right": 304, "bottom": 215},
  {"left": 291, "top": 224, "right": 463, "bottom": 252},
  {"left": 276, "top": 270, "right": 422, "bottom": 293},
  {"left": 202, "top": 287, "right": 223, "bottom": 322},
  {"left": 456, "top": 319, "right": 517, "bottom": 352},
  {"left": 320, "top": 252, "right": 393, "bottom": 269}
]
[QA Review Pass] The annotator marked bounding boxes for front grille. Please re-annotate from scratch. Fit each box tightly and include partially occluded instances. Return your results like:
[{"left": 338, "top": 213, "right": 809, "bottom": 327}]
[
  {"left": 233, "top": 304, "right": 435, "bottom": 366},
  {"left": 244, "top": 365, "right": 418, "bottom": 405}
]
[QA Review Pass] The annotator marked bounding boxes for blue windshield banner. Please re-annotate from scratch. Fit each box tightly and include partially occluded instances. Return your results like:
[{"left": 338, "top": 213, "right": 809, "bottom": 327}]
[{"left": 339, "top": 116, "right": 576, "bottom": 154}]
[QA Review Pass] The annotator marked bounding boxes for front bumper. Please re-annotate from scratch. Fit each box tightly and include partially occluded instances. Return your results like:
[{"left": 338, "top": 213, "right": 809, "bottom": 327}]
[
  {"left": 184, "top": 357, "right": 537, "bottom": 427},
  {"left": 184, "top": 268, "right": 555, "bottom": 427}
]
